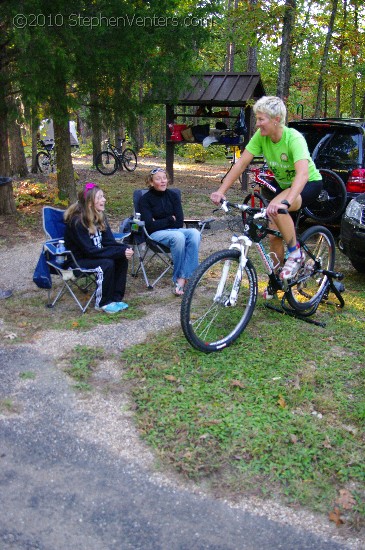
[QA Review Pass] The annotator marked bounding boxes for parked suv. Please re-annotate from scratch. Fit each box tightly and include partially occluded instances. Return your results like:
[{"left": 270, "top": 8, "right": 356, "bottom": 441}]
[
  {"left": 288, "top": 118, "right": 365, "bottom": 221},
  {"left": 338, "top": 193, "right": 365, "bottom": 273}
]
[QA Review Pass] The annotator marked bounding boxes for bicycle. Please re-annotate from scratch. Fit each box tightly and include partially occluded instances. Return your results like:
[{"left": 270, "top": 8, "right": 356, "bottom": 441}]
[
  {"left": 36, "top": 139, "right": 56, "bottom": 174},
  {"left": 221, "top": 145, "right": 244, "bottom": 185},
  {"left": 180, "top": 200, "right": 344, "bottom": 353},
  {"left": 95, "top": 138, "right": 137, "bottom": 175},
  {"left": 243, "top": 164, "right": 347, "bottom": 224}
]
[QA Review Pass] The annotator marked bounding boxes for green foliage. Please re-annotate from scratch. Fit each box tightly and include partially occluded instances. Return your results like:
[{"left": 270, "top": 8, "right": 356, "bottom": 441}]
[
  {"left": 139, "top": 142, "right": 166, "bottom": 158},
  {"left": 175, "top": 143, "right": 227, "bottom": 164},
  {"left": 64, "top": 345, "right": 103, "bottom": 390}
]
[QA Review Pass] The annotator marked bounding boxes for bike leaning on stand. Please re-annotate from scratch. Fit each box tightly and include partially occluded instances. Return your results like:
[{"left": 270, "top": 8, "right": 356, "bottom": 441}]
[
  {"left": 180, "top": 200, "right": 344, "bottom": 353},
  {"left": 95, "top": 138, "right": 137, "bottom": 175},
  {"left": 36, "top": 139, "right": 56, "bottom": 174}
]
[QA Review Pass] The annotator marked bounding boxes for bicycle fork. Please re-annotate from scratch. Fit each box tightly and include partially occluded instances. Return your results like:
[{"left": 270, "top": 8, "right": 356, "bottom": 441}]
[{"left": 214, "top": 235, "right": 252, "bottom": 306}]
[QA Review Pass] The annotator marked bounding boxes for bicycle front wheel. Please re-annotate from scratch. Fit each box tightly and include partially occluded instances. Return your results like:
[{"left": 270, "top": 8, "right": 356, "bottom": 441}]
[
  {"left": 122, "top": 148, "right": 137, "bottom": 172},
  {"left": 36, "top": 151, "right": 52, "bottom": 174},
  {"left": 95, "top": 151, "right": 118, "bottom": 175},
  {"left": 286, "top": 225, "right": 335, "bottom": 312},
  {"left": 303, "top": 169, "right": 347, "bottom": 223},
  {"left": 181, "top": 249, "right": 258, "bottom": 353}
]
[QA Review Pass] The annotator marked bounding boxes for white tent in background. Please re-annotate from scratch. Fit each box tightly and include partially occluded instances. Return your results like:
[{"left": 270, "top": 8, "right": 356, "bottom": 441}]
[{"left": 39, "top": 119, "right": 79, "bottom": 146}]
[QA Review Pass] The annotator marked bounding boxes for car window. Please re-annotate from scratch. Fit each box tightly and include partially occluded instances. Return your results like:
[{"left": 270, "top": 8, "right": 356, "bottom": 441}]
[
  {"left": 299, "top": 131, "right": 328, "bottom": 155},
  {"left": 316, "top": 131, "right": 360, "bottom": 166}
]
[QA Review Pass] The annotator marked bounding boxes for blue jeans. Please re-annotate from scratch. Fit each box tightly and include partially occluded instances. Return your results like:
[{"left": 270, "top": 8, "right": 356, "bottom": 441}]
[{"left": 149, "top": 228, "right": 201, "bottom": 283}]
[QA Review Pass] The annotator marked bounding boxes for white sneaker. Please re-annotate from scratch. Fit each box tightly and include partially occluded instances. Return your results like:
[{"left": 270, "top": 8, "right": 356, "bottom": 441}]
[{"left": 280, "top": 250, "right": 306, "bottom": 280}]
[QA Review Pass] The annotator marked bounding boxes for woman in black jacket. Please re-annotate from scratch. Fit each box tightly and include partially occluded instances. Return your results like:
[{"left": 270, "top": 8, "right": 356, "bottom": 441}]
[
  {"left": 139, "top": 168, "right": 201, "bottom": 296},
  {"left": 64, "top": 183, "right": 134, "bottom": 313}
]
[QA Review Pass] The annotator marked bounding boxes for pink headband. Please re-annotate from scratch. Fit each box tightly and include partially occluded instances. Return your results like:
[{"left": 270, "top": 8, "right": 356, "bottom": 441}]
[{"left": 84, "top": 182, "right": 97, "bottom": 198}]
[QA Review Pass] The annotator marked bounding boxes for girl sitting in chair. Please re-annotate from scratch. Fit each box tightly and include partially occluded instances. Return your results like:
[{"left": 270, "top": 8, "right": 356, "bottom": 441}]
[
  {"left": 64, "top": 183, "right": 134, "bottom": 313},
  {"left": 139, "top": 168, "right": 201, "bottom": 296}
]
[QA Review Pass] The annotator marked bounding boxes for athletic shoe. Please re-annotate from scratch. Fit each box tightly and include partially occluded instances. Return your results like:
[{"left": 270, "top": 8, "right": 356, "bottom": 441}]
[
  {"left": 95, "top": 302, "right": 120, "bottom": 314},
  {"left": 0, "top": 289, "right": 13, "bottom": 299},
  {"left": 114, "top": 301, "right": 129, "bottom": 311},
  {"left": 280, "top": 250, "right": 306, "bottom": 280}
]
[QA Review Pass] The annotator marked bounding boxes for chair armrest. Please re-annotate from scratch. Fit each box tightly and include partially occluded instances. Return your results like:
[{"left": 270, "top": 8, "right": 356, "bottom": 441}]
[
  {"left": 113, "top": 231, "right": 131, "bottom": 242},
  {"left": 184, "top": 217, "right": 215, "bottom": 231}
]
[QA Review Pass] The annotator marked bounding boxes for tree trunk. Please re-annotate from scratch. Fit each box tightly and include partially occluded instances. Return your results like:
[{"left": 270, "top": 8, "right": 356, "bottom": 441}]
[
  {"left": 246, "top": 46, "right": 257, "bottom": 72},
  {"left": 90, "top": 92, "right": 102, "bottom": 165},
  {"left": 225, "top": 0, "right": 238, "bottom": 72},
  {"left": 246, "top": 0, "right": 258, "bottom": 72},
  {"left": 53, "top": 116, "right": 76, "bottom": 203},
  {"left": 314, "top": 0, "right": 338, "bottom": 117},
  {"left": 8, "top": 97, "right": 28, "bottom": 178},
  {"left": 30, "top": 113, "right": 39, "bottom": 174},
  {"left": 277, "top": 0, "right": 296, "bottom": 102},
  {"left": 136, "top": 84, "right": 144, "bottom": 151},
  {"left": 0, "top": 70, "right": 16, "bottom": 214}
]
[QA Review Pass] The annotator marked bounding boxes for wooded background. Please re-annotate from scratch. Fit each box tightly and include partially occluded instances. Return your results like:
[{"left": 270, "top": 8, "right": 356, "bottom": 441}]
[{"left": 0, "top": 0, "right": 364, "bottom": 211}]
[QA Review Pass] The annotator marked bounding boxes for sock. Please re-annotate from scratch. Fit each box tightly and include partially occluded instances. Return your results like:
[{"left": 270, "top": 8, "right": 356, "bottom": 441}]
[{"left": 288, "top": 243, "right": 301, "bottom": 257}]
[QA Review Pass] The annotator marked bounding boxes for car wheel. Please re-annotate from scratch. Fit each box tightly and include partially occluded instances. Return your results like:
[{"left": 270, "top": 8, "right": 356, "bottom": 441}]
[{"left": 351, "top": 260, "right": 365, "bottom": 273}]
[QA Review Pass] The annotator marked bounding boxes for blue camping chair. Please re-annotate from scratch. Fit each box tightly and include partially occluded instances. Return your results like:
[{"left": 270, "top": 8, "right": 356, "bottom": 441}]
[
  {"left": 36, "top": 206, "right": 129, "bottom": 313},
  {"left": 128, "top": 189, "right": 213, "bottom": 289}
]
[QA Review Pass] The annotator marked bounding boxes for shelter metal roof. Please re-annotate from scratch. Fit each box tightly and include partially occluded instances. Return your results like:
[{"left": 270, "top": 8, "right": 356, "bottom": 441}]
[{"left": 175, "top": 72, "right": 265, "bottom": 107}]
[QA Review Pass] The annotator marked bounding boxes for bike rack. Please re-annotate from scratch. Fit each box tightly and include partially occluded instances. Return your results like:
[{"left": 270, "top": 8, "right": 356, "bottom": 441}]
[{"left": 264, "top": 270, "right": 345, "bottom": 327}]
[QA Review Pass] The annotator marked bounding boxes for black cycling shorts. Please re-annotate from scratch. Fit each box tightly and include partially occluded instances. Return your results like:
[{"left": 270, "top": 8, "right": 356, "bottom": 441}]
[{"left": 263, "top": 179, "right": 323, "bottom": 208}]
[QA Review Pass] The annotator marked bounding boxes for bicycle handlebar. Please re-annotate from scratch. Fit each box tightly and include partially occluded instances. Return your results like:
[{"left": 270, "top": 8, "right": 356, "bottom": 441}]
[{"left": 219, "top": 199, "right": 288, "bottom": 216}]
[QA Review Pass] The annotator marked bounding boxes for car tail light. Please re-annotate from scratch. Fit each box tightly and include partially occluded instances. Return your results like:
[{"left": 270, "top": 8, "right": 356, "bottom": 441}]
[{"left": 346, "top": 169, "right": 365, "bottom": 193}]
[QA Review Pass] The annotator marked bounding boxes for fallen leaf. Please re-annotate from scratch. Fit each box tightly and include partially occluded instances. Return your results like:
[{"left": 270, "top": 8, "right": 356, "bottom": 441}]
[
  {"left": 328, "top": 507, "right": 344, "bottom": 526},
  {"left": 278, "top": 395, "right": 286, "bottom": 408},
  {"left": 289, "top": 434, "right": 298, "bottom": 444},
  {"left": 231, "top": 379, "right": 245, "bottom": 388},
  {"left": 4, "top": 333, "right": 17, "bottom": 340},
  {"left": 164, "top": 375, "right": 177, "bottom": 382},
  {"left": 323, "top": 437, "right": 332, "bottom": 449},
  {"left": 336, "top": 489, "right": 356, "bottom": 510}
]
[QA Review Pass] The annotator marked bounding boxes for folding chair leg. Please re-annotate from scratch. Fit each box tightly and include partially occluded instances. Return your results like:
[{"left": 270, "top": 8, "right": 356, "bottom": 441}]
[
  {"left": 46, "top": 280, "right": 95, "bottom": 313},
  {"left": 131, "top": 243, "right": 173, "bottom": 289}
]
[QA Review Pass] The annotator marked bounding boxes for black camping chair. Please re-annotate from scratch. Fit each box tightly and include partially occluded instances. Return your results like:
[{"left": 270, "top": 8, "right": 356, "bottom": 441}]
[{"left": 128, "top": 188, "right": 212, "bottom": 289}]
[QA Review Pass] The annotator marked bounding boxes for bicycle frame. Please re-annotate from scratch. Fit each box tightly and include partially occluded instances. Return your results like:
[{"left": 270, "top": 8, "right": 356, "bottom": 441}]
[
  {"left": 219, "top": 200, "right": 342, "bottom": 311},
  {"left": 215, "top": 234, "right": 252, "bottom": 306}
]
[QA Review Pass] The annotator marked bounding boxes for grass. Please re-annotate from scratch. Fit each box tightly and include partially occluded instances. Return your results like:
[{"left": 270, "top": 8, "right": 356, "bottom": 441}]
[{"left": 63, "top": 345, "right": 104, "bottom": 391}]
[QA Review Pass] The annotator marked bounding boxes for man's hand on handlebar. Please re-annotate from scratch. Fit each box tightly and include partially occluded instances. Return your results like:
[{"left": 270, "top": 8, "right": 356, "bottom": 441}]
[{"left": 210, "top": 191, "right": 226, "bottom": 205}]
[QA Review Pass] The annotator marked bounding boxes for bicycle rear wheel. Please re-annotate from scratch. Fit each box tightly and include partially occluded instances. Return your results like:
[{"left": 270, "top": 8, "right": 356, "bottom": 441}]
[
  {"left": 122, "top": 148, "right": 137, "bottom": 172},
  {"left": 36, "top": 151, "right": 52, "bottom": 174},
  {"left": 95, "top": 151, "right": 118, "bottom": 175},
  {"left": 181, "top": 249, "right": 258, "bottom": 353},
  {"left": 303, "top": 169, "right": 347, "bottom": 223},
  {"left": 286, "top": 225, "right": 335, "bottom": 312}
]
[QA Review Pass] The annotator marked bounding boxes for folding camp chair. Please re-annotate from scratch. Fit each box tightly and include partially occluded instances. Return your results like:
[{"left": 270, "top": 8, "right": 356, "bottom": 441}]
[
  {"left": 129, "top": 188, "right": 212, "bottom": 289},
  {"left": 39, "top": 206, "right": 129, "bottom": 313}
]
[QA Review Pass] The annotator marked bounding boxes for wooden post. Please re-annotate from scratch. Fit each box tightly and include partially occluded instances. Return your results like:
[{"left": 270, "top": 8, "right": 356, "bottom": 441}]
[{"left": 166, "top": 104, "right": 174, "bottom": 182}]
